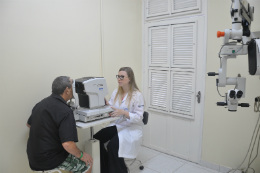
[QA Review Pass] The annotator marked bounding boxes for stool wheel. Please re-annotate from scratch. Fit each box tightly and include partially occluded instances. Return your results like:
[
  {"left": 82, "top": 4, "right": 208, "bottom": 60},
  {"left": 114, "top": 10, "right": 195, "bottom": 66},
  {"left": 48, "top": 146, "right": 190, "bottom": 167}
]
[{"left": 139, "top": 165, "right": 144, "bottom": 170}]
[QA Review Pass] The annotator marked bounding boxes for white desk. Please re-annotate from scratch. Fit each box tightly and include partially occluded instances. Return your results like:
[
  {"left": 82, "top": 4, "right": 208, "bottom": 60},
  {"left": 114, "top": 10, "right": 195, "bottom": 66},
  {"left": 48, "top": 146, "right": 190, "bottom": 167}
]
[
  {"left": 76, "top": 116, "right": 120, "bottom": 129},
  {"left": 76, "top": 117, "right": 120, "bottom": 173}
]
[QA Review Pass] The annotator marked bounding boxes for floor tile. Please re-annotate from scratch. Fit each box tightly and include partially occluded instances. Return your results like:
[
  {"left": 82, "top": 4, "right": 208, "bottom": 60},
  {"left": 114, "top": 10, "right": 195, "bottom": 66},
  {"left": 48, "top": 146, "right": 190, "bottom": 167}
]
[
  {"left": 160, "top": 153, "right": 188, "bottom": 164},
  {"left": 141, "top": 146, "right": 162, "bottom": 155},
  {"left": 143, "top": 154, "right": 185, "bottom": 173},
  {"left": 186, "top": 162, "right": 218, "bottom": 173},
  {"left": 131, "top": 166, "right": 159, "bottom": 173},
  {"left": 174, "top": 164, "right": 218, "bottom": 173},
  {"left": 199, "top": 160, "right": 220, "bottom": 172},
  {"left": 131, "top": 146, "right": 229, "bottom": 173},
  {"left": 125, "top": 159, "right": 140, "bottom": 170},
  {"left": 136, "top": 146, "right": 161, "bottom": 163}
]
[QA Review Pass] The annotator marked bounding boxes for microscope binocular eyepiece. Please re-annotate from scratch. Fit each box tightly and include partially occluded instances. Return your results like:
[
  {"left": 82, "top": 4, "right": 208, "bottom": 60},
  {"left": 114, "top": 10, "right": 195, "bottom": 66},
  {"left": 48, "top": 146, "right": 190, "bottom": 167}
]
[
  {"left": 229, "top": 90, "right": 243, "bottom": 99},
  {"left": 236, "top": 90, "right": 243, "bottom": 98},
  {"left": 229, "top": 90, "right": 236, "bottom": 98}
]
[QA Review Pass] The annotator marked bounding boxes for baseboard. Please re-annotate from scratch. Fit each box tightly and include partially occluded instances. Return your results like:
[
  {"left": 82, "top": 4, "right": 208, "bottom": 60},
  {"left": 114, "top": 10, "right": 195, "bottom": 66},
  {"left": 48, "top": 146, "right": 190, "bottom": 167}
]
[{"left": 199, "top": 159, "right": 240, "bottom": 173}]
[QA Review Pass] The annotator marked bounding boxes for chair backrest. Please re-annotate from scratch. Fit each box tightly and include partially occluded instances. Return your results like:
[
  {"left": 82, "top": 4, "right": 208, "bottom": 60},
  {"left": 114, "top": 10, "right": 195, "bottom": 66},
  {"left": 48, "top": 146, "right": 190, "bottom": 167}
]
[{"left": 142, "top": 111, "right": 149, "bottom": 125}]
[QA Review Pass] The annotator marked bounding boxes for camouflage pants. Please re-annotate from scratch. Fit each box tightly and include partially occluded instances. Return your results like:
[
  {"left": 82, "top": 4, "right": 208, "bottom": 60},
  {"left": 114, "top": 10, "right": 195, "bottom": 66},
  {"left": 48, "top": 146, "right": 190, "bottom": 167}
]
[{"left": 55, "top": 154, "right": 90, "bottom": 173}]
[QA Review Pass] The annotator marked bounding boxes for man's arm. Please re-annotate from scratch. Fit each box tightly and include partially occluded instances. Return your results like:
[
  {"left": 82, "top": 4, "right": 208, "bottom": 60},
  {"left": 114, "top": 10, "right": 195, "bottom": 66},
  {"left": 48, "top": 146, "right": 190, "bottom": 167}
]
[
  {"left": 62, "top": 141, "right": 93, "bottom": 166},
  {"left": 27, "top": 115, "right": 32, "bottom": 128},
  {"left": 27, "top": 104, "right": 38, "bottom": 128}
]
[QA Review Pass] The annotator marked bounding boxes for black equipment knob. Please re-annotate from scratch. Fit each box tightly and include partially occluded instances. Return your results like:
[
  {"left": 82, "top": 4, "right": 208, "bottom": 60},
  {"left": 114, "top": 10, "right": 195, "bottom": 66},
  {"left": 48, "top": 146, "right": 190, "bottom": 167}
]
[
  {"left": 217, "top": 102, "right": 227, "bottom": 106},
  {"left": 208, "top": 72, "right": 219, "bottom": 76},
  {"left": 238, "top": 103, "right": 250, "bottom": 107},
  {"left": 230, "top": 8, "right": 238, "bottom": 17}
]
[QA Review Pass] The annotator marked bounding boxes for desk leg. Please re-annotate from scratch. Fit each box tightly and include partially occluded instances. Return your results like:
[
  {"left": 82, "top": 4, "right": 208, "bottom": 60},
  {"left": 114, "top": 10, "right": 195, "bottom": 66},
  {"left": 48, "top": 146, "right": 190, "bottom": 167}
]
[
  {"left": 85, "top": 139, "right": 100, "bottom": 173},
  {"left": 85, "top": 127, "right": 100, "bottom": 173}
]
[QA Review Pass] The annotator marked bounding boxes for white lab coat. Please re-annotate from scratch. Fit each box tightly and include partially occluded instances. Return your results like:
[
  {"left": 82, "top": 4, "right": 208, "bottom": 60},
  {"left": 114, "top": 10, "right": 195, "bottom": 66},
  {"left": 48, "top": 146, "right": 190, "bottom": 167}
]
[{"left": 108, "top": 88, "right": 144, "bottom": 159}]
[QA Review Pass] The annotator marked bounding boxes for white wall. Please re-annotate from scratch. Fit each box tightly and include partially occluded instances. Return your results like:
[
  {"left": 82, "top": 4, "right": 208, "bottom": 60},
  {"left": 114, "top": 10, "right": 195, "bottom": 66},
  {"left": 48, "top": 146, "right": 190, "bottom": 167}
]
[
  {"left": 102, "top": 0, "right": 142, "bottom": 95},
  {"left": 0, "top": 0, "right": 141, "bottom": 172},
  {"left": 202, "top": 0, "right": 260, "bottom": 172}
]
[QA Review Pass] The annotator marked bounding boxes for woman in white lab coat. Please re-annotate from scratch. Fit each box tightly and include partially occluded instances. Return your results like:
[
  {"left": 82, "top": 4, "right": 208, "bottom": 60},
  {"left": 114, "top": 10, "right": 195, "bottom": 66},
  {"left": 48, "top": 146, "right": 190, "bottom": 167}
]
[{"left": 93, "top": 67, "right": 144, "bottom": 173}]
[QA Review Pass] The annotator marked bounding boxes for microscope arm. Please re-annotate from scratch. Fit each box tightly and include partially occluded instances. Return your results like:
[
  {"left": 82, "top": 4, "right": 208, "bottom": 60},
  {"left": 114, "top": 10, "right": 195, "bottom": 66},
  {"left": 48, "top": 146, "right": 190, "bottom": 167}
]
[{"left": 218, "top": 55, "right": 246, "bottom": 98}]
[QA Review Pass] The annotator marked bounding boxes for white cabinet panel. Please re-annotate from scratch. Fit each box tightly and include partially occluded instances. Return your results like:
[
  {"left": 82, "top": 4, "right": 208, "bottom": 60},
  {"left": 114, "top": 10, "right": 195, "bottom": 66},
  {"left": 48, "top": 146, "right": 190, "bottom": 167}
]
[
  {"left": 148, "top": 70, "right": 170, "bottom": 111},
  {"left": 172, "top": 23, "right": 197, "bottom": 68},
  {"left": 149, "top": 26, "right": 170, "bottom": 67},
  {"left": 145, "top": 0, "right": 201, "bottom": 20},
  {"left": 146, "top": 0, "right": 171, "bottom": 18},
  {"left": 168, "top": 116, "right": 191, "bottom": 159},
  {"left": 170, "top": 69, "right": 196, "bottom": 119},
  {"left": 150, "top": 112, "right": 168, "bottom": 151},
  {"left": 172, "top": 0, "right": 200, "bottom": 14}
]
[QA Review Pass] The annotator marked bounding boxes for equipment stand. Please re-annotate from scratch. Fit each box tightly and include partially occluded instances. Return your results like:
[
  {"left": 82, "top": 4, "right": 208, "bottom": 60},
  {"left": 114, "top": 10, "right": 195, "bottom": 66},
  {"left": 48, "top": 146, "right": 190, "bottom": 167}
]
[{"left": 85, "top": 127, "right": 100, "bottom": 173}]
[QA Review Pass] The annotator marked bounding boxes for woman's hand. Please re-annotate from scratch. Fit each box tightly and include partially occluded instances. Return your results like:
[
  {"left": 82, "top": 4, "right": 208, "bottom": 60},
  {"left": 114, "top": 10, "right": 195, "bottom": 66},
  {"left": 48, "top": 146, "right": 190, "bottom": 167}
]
[{"left": 110, "top": 107, "right": 125, "bottom": 117}]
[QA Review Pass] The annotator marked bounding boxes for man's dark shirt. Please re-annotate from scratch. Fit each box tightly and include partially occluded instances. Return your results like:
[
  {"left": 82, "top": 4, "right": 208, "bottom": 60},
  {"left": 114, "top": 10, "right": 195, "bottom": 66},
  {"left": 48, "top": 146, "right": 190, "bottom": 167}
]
[{"left": 27, "top": 94, "right": 78, "bottom": 171}]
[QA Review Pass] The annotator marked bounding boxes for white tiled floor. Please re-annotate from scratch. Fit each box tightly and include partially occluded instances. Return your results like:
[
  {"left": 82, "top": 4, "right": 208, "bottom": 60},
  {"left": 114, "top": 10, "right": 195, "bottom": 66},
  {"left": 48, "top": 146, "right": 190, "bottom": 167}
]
[{"left": 126, "top": 146, "right": 220, "bottom": 173}]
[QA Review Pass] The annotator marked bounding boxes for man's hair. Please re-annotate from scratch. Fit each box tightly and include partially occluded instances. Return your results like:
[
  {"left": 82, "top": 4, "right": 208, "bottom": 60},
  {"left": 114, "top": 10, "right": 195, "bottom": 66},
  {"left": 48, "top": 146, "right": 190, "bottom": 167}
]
[{"left": 52, "top": 76, "right": 72, "bottom": 95}]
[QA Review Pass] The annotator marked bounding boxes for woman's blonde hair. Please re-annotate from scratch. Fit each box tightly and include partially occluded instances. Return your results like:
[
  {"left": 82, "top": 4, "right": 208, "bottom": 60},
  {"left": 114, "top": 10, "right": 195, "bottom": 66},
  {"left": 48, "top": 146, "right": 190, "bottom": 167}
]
[{"left": 114, "top": 67, "right": 139, "bottom": 109}]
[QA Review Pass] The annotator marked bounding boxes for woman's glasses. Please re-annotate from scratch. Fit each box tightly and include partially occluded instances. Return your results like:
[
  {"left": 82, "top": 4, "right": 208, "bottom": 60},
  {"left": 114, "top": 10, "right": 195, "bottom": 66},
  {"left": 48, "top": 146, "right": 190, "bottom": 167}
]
[{"left": 116, "top": 75, "right": 125, "bottom": 80}]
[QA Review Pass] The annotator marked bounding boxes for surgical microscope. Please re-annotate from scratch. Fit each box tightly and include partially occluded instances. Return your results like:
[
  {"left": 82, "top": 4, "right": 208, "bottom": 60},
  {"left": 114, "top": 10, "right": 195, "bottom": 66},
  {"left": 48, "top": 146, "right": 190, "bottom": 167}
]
[
  {"left": 208, "top": 0, "right": 260, "bottom": 111},
  {"left": 69, "top": 77, "right": 113, "bottom": 122}
]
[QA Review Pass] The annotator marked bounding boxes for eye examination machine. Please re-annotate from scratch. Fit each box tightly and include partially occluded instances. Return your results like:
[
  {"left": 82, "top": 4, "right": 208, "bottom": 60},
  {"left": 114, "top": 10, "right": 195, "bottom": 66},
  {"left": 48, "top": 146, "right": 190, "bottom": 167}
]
[
  {"left": 69, "top": 77, "right": 117, "bottom": 173},
  {"left": 208, "top": 0, "right": 260, "bottom": 112},
  {"left": 69, "top": 77, "right": 113, "bottom": 122}
]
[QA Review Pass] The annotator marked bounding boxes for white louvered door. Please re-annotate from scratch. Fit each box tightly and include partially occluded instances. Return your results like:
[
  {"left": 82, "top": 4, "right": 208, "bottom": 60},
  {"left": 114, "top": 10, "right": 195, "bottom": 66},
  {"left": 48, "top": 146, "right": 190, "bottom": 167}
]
[
  {"left": 146, "top": 0, "right": 171, "bottom": 18},
  {"left": 170, "top": 70, "right": 196, "bottom": 119},
  {"left": 148, "top": 70, "right": 169, "bottom": 111},
  {"left": 148, "top": 22, "right": 197, "bottom": 115},
  {"left": 172, "top": 23, "right": 197, "bottom": 68},
  {"left": 143, "top": 15, "right": 206, "bottom": 163},
  {"left": 149, "top": 26, "right": 170, "bottom": 67},
  {"left": 172, "top": 0, "right": 200, "bottom": 14},
  {"left": 169, "top": 22, "right": 197, "bottom": 119}
]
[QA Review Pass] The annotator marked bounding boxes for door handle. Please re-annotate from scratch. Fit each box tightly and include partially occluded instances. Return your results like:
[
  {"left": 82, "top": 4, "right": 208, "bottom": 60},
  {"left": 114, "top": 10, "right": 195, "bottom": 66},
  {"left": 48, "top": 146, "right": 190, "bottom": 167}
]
[{"left": 196, "top": 91, "right": 201, "bottom": 103}]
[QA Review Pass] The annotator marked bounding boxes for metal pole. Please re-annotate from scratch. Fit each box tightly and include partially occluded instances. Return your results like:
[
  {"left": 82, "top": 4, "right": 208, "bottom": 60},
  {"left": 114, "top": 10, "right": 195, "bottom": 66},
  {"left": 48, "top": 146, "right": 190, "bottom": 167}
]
[{"left": 90, "top": 127, "right": 94, "bottom": 140}]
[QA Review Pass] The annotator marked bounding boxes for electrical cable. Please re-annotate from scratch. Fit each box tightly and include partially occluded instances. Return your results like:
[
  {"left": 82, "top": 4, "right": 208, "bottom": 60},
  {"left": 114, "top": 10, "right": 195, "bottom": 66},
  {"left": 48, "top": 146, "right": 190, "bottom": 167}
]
[
  {"left": 254, "top": 97, "right": 260, "bottom": 112},
  {"left": 227, "top": 112, "right": 260, "bottom": 173},
  {"left": 245, "top": 125, "right": 260, "bottom": 173},
  {"left": 217, "top": 85, "right": 225, "bottom": 97},
  {"left": 248, "top": 167, "right": 255, "bottom": 173},
  {"left": 218, "top": 42, "right": 244, "bottom": 68},
  {"left": 219, "top": 45, "right": 225, "bottom": 68}
]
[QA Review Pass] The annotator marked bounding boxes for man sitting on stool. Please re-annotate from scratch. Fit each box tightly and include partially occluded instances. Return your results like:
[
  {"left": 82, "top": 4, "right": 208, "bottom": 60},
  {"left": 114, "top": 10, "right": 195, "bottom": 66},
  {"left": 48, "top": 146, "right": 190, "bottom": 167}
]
[{"left": 26, "top": 76, "right": 92, "bottom": 173}]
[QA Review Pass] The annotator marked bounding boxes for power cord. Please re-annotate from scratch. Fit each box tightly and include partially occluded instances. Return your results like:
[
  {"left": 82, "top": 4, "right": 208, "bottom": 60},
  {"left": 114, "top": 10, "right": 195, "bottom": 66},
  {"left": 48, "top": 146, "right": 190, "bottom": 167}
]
[
  {"left": 241, "top": 167, "right": 255, "bottom": 173},
  {"left": 254, "top": 97, "right": 260, "bottom": 112},
  {"left": 245, "top": 123, "right": 260, "bottom": 173},
  {"left": 217, "top": 85, "right": 225, "bottom": 97},
  {"left": 227, "top": 113, "right": 260, "bottom": 173}
]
